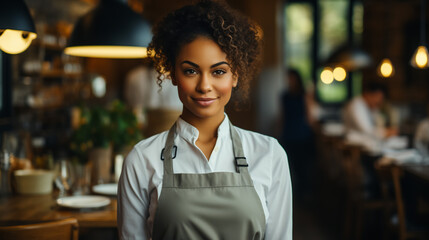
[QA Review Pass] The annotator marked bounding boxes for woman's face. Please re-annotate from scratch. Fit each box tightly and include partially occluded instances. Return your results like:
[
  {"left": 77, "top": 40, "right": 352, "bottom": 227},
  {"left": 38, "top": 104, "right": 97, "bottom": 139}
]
[{"left": 173, "top": 36, "right": 237, "bottom": 123}]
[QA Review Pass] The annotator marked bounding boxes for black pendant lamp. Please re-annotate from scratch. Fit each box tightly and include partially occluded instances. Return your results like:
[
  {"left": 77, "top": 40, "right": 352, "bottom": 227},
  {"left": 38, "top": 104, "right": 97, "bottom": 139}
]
[
  {"left": 65, "top": 0, "right": 152, "bottom": 59},
  {"left": 0, "top": 0, "right": 37, "bottom": 54}
]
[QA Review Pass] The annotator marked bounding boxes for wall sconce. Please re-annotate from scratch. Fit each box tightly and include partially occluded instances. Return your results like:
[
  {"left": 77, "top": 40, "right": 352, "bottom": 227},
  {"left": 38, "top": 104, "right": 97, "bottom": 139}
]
[
  {"left": 410, "top": 0, "right": 429, "bottom": 68},
  {"left": 0, "top": 0, "right": 37, "bottom": 54},
  {"left": 65, "top": 0, "right": 152, "bottom": 59}
]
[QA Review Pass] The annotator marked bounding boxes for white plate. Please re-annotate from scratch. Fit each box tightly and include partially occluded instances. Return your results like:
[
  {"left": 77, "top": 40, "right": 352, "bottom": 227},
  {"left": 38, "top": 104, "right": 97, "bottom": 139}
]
[
  {"left": 92, "top": 183, "right": 118, "bottom": 196},
  {"left": 57, "top": 195, "right": 111, "bottom": 209}
]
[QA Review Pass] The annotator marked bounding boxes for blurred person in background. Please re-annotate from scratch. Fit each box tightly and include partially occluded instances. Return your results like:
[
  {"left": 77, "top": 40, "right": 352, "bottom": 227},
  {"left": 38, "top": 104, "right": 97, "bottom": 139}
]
[
  {"left": 343, "top": 83, "right": 398, "bottom": 140},
  {"left": 343, "top": 83, "right": 400, "bottom": 200},
  {"left": 279, "top": 68, "right": 317, "bottom": 201}
]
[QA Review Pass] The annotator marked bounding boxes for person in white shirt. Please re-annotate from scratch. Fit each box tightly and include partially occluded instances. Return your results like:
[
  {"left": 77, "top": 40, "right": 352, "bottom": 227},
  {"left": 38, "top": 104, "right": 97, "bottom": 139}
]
[
  {"left": 117, "top": 1, "right": 292, "bottom": 239},
  {"left": 343, "top": 83, "right": 398, "bottom": 139}
]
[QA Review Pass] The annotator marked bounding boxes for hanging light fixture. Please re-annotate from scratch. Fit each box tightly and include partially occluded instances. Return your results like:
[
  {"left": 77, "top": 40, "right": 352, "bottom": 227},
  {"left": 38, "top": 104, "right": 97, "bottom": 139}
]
[
  {"left": 377, "top": 58, "right": 395, "bottom": 78},
  {"left": 0, "top": 0, "right": 37, "bottom": 54},
  {"left": 65, "top": 0, "right": 152, "bottom": 59},
  {"left": 377, "top": 3, "right": 395, "bottom": 78},
  {"left": 411, "top": 0, "right": 429, "bottom": 68}
]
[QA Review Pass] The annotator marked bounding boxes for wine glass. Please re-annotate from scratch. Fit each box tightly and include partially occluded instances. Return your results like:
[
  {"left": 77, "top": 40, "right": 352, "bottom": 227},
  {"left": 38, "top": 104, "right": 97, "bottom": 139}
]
[{"left": 54, "top": 159, "right": 75, "bottom": 197}]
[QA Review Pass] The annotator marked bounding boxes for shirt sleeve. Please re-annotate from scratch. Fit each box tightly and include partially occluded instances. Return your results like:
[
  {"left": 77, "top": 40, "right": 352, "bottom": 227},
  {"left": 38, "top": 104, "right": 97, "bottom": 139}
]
[
  {"left": 264, "top": 139, "right": 293, "bottom": 240},
  {"left": 118, "top": 147, "right": 149, "bottom": 240},
  {"left": 350, "top": 100, "right": 373, "bottom": 135}
]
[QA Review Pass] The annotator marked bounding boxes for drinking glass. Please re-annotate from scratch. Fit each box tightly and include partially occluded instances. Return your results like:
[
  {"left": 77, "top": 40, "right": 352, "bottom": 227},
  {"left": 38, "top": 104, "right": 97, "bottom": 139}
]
[{"left": 54, "top": 159, "right": 75, "bottom": 197}]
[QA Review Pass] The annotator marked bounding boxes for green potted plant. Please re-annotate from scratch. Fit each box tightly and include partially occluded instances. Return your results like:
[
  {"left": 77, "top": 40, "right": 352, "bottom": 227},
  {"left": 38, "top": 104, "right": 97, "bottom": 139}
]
[{"left": 70, "top": 100, "right": 142, "bottom": 186}]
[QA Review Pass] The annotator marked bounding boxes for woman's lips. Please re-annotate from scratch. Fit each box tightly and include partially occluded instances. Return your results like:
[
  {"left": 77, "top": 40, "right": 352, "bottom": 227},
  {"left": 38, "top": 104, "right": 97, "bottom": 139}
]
[{"left": 192, "top": 97, "right": 217, "bottom": 107}]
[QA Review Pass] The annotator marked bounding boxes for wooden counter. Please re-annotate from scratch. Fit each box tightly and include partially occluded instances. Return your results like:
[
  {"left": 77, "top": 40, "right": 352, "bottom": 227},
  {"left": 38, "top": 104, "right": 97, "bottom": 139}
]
[{"left": 0, "top": 193, "right": 117, "bottom": 228}]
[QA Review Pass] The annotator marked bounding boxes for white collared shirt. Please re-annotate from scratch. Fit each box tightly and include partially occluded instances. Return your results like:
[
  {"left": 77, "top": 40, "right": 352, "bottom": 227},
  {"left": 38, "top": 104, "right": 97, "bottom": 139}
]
[
  {"left": 118, "top": 115, "right": 292, "bottom": 240},
  {"left": 343, "top": 96, "right": 385, "bottom": 139}
]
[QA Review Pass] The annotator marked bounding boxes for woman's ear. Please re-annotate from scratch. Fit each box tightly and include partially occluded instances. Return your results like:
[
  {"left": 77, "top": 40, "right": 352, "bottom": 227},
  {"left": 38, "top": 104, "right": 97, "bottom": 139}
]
[{"left": 232, "top": 77, "right": 238, "bottom": 88}]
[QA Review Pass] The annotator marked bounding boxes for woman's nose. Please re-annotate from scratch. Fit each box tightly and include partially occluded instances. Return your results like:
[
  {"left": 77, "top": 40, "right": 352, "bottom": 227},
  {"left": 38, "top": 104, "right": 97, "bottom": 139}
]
[{"left": 196, "top": 73, "right": 212, "bottom": 93}]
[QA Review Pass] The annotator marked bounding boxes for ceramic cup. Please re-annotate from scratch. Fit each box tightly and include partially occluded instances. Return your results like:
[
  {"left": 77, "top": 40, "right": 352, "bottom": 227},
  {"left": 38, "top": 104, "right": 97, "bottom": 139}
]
[{"left": 14, "top": 169, "right": 54, "bottom": 195}]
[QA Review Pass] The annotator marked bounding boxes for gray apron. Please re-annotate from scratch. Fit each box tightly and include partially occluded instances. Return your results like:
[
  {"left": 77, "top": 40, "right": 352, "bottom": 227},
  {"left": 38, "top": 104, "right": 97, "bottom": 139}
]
[{"left": 152, "top": 122, "right": 266, "bottom": 240}]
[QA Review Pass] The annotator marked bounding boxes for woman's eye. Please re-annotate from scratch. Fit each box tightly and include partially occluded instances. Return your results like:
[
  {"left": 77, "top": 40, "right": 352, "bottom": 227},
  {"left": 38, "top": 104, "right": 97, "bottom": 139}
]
[
  {"left": 184, "top": 69, "right": 197, "bottom": 75},
  {"left": 213, "top": 69, "right": 226, "bottom": 75}
]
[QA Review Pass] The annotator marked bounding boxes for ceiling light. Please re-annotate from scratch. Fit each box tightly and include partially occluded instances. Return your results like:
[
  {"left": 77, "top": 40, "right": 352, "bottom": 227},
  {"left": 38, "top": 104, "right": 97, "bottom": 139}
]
[
  {"left": 0, "top": 0, "right": 37, "bottom": 54},
  {"left": 65, "top": 0, "right": 152, "bottom": 59}
]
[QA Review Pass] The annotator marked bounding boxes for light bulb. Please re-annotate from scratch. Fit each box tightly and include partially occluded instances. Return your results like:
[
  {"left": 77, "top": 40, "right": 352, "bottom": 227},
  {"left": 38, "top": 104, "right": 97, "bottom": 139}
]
[
  {"left": 333, "top": 67, "right": 347, "bottom": 81},
  {"left": 378, "top": 58, "right": 394, "bottom": 78},
  {"left": 0, "top": 29, "right": 37, "bottom": 54},
  {"left": 320, "top": 68, "right": 334, "bottom": 84},
  {"left": 64, "top": 46, "right": 148, "bottom": 58},
  {"left": 411, "top": 45, "right": 429, "bottom": 69}
]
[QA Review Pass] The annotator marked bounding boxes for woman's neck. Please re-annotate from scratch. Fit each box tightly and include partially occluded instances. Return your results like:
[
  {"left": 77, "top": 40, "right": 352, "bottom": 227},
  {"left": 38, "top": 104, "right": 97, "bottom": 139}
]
[
  {"left": 181, "top": 113, "right": 225, "bottom": 140},
  {"left": 180, "top": 110, "right": 225, "bottom": 160}
]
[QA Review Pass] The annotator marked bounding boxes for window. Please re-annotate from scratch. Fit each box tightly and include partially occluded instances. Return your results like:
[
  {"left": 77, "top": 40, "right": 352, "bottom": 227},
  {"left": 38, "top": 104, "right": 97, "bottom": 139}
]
[{"left": 284, "top": 0, "right": 363, "bottom": 105}]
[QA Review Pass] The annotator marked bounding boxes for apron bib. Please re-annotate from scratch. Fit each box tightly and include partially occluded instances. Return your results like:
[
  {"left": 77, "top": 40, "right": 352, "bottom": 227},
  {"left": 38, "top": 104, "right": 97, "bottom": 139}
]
[{"left": 152, "top": 122, "right": 266, "bottom": 240}]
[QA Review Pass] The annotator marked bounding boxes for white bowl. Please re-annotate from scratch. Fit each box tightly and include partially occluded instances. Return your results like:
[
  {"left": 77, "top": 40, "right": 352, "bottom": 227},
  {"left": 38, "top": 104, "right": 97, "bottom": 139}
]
[{"left": 14, "top": 169, "right": 54, "bottom": 195}]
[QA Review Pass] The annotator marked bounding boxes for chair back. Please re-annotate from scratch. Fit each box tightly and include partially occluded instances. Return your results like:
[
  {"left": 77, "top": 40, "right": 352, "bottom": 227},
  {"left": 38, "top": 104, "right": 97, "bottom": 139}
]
[{"left": 0, "top": 218, "right": 79, "bottom": 240}]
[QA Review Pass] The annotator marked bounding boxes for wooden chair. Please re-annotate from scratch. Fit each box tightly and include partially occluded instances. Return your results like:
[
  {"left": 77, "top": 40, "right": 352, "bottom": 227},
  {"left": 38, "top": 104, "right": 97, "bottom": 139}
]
[
  {"left": 391, "top": 166, "right": 429, "bottom": 240},
  {"left": 341, "top": 143, "right": 393, "bottom": 240},
  {"left": 0, "top": 218, "right": 79, "bottom": 240},
  {"left": 373, "top": 162, "right": 398, "bottom": 240}
]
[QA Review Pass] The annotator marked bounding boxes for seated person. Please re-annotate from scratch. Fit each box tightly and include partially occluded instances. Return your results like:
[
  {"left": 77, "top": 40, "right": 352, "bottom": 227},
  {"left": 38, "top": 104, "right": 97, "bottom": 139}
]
[{"left": 343, "top": 83, "right": 398, "bottom": 140}]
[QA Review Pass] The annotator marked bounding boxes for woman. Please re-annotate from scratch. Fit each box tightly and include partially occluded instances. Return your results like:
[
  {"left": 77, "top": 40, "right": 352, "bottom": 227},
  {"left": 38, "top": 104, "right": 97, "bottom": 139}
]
[
  {"left": 118, "top": 1, "right": 292, "bottom": 239},
  {"left": 279, "top": 68, "right": 316, "bottom": 201}
]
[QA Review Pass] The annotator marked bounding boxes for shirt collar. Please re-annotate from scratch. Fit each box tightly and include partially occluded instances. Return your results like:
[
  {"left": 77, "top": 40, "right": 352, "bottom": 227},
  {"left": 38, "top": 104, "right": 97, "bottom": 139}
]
[{"left": 176, "top": 114, "right": 231, "bottom": 144}]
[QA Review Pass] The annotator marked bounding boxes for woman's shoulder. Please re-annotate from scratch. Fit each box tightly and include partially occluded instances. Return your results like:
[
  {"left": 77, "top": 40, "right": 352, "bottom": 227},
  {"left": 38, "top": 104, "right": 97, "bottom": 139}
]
[
  {"left": 233, "top": 126, "right": 283, "bottom": 149},
  {"left": 232, "top": 126, "right": 288, "bottom": 171},
  {"left": 125, "top": 130, "right": 169, "bottom": 165},
  {"left": 135, "top": 130, "right": 169, "bottom": 149}
]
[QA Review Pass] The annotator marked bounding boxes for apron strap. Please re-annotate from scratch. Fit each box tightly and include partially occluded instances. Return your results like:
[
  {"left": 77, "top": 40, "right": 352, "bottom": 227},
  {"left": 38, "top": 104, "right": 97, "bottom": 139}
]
[
  {"left": 162, "top": 121, "right": 250, "bottom": 176},
  {"left": 162, "top": 123, "right": 176, "bottom": 176},
  {"left": 229, "top": 122, "right": 250, "bottom": 173}
]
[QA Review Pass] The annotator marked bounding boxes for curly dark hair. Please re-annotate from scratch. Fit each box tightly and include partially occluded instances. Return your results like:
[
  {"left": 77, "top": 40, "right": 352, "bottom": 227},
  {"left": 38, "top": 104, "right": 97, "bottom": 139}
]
[{"left": 147, "top": 0, "right": 263, "bottom": 103}]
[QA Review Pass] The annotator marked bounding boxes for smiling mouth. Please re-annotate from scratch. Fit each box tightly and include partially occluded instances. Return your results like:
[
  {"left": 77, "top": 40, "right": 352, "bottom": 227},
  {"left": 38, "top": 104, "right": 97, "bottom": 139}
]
[{"left": 192, "top": 97, "right": 217, "bottom": 107}]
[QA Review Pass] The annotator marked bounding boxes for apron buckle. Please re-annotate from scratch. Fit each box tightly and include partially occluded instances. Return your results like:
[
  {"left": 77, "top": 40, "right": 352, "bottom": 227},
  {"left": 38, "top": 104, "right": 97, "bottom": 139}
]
[
  {"left": 235, "top": 157, "right": 248, "bottom": 172},
  {"left": 161, "top": 146, "right": 177, "bottom": 160}
]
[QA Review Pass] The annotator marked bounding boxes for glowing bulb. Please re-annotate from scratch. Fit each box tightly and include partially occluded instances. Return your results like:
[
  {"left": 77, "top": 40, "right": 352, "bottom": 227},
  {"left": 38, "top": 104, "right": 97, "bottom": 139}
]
[
  {"left": 0, "top": 29, "right": 37, "bottom": 54},
  {"left": 333, "top": 67, "right": 347, "bottom": 81},
  {"left": 378, "top": 58, "right": 394, "bottom": 78},
  {"left": 320, "top": 68, "right": 334, "bottom": 84},
  {"left": 416, "top": 46, "right": 428, "bottom": 67},
  {"left": 411, "top": 46, "right": 429, "bottom": 69},
  {"left": 64, "top": 46, "right": 148, "bottom": 58}
]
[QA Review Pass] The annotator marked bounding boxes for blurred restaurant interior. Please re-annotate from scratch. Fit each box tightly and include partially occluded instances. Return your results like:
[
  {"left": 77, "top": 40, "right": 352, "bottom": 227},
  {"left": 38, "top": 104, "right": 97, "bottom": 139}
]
[{"left": 1, "top": 0, "right": 429, "bottom": 239}]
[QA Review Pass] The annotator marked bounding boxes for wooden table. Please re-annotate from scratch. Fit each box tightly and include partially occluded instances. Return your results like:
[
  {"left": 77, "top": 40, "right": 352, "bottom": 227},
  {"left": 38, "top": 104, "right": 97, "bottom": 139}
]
[{"left": 0, "top": 193, "right": 117, "bottom": 228}]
